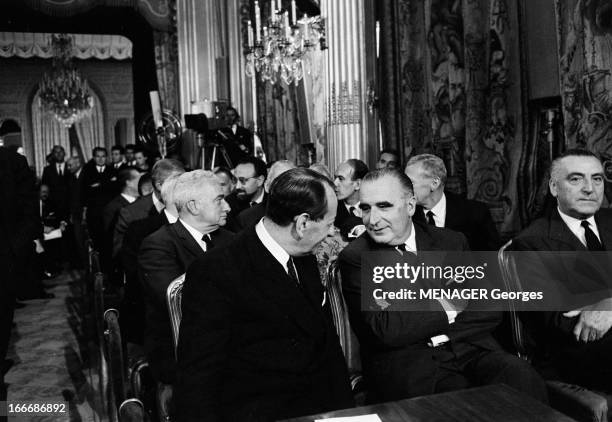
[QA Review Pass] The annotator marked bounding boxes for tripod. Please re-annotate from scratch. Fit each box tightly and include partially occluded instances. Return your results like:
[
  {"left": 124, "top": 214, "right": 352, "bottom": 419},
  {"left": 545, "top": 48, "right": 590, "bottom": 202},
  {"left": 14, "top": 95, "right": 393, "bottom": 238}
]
[{"left": 197, "top": 133, "right": 233, "bottom": 170}]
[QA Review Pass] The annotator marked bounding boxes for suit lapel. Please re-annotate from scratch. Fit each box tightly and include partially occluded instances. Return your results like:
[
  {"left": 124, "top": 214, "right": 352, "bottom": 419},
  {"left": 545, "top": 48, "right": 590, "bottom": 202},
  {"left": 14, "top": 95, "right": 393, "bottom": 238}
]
[
  {"left": 444, "top": 192, "right": 464, "bottom": 230},
  {"left": 244, "top": 229, "right": 324, "bottom": 336},
  {"left": 549, "top": 210, "right": 587, "bottom": 251},
  {"left": 172, "top": 220, "right": 205, "bottom": 258}
]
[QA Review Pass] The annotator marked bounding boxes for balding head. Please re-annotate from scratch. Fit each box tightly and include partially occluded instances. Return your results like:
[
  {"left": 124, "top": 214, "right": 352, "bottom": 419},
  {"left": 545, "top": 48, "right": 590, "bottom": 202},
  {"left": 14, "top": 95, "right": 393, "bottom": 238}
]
[{"left": 264, "top": 160, "right": 297, "bottom": 192}]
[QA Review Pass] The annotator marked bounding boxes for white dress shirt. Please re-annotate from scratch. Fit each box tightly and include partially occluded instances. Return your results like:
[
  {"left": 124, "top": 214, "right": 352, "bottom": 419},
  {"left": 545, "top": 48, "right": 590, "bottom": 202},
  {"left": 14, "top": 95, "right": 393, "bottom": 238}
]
[
  {"left": 344, "top": 201, "right": 362, "bottom": 218},
  {"left": 56, "top": 162, "right": 65, "bottom": 175},
  {"left": 179, "top": 219, "right": 208, "bottom": 252},
  {"left": 164, "top": 209, "right": 178, "bottom": 224},
  {"left": 424, "top": 193, "right": 447, "bottom": 227},
  {"left": 152, "top": 192, "right": 165, "bottom": 213},
  {"left": 255, "top": 219, "right": 292, "bottom": 274},
  {"left": 399, "top": 222, "right": 455, "bottom": 346},
  {"left": 557, "top": 208, "right": 601, "bottom": 247},
  {"left": 121, "top": 193, "right": 137, "bottom": 204}
]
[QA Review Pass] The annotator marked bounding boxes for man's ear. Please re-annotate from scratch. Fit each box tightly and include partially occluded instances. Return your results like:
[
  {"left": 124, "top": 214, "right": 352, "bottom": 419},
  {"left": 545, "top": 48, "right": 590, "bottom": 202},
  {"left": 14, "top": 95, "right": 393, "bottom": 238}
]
[
  {"left": 354, "top": 179, "right": 362, "bottom": 191},
  {"left": 406, "top": 195, "right": 417, "bottom": 217},
  {"left": 256, "top": 175, "right": 265, "bottom": 188},
  {"left": 431, "top": 177, "right": 441, "bottom": 191},
  {"left": 185, "top": 199, "right": 199, "bottom": 215},
  {"left": 549, "top": 179, "right": 558, "bottom": 198},
  {"left": 293, "top": 213, "right": 309, "bottom": 238}
]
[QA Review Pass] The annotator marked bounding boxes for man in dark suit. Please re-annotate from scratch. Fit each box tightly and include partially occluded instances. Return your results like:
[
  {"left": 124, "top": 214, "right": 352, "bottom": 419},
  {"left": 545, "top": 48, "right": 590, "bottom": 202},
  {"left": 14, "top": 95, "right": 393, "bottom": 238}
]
[
  {"left": 0, "top": 147, "right": 38, "bottom": 403},
  {"left": 339, "top": 168, "right": 546, "bottom": 402},
  {"left": 225, "top": 156, "right": 267, "bottom": 232},
  {"left": 214, "top": 106, "right": 253, "bottom": 166},
  {"left": 81, "top": 147, "right": 114, "bottom": 251},
  {"left": 139, "top": 170, "right": 233, "bottom": 386},
  {"left": 235, "top": 159, "right": 295, "bottom": 230},
  {"left": 334, "top": 159, "right": 369, "bottom": 239},
  {"left": 102, "top": 167, "right": 140, "bottom": 277},
  {"left": 513, "top": 149, "right": 612, "bottom": 390},
  {"left": 113, "top": 159, "right": 185, "bottom": 258},
  {"left": 120, "top": 175, "right": 179, "bottom": 346},
  {"left": 110, "top": 145, "right": 127, "bottom": 194},
  {"left": 41, "top": 145, "right": 71, "bottom": 222},
  {"left": 65, "top": 156, "right": 86, "bottom": 268},
  {"left": 175, "top": 168, "right": 353, "bottom": 422},
  {"left": 405, "top": 154, "right": 501, "bottom": 251}
]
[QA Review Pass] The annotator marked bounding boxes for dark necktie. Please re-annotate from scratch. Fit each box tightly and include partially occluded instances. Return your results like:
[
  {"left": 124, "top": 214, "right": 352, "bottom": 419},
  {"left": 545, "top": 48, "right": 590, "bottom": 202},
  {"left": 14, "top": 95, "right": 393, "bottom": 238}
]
[
  {"left": 287, "top": 257, "right": 301, "bottom": 287},
  {"left": 201, "top": 233, "right": 214, "bottom": 250},
  {"left": 97, "top": 166, "right": 104, "bottom": 173},
  {"left": 58, "top": 166, "right": 63, "bottom": 176},
  {"left": 426, "top": 210, "right": 436, "bottom": 226},
  {"left": 581, "top": 220, "right": 604, "bottom": 251},
  {"left": 250, "top": 201, "right": 257, "bottom": 207},
  {"left": 395, "top": 244, "right": 407, "bottom": 255},
  {"left": 349, "top": 206, "right": 358, "bottom": 217}
]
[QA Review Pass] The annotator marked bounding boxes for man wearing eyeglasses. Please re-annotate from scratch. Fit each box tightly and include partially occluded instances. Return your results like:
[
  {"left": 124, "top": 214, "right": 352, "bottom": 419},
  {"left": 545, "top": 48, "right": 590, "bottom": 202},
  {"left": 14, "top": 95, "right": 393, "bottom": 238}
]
[{"left": 225, "top": 157, "right": 267, "bottom": 232}]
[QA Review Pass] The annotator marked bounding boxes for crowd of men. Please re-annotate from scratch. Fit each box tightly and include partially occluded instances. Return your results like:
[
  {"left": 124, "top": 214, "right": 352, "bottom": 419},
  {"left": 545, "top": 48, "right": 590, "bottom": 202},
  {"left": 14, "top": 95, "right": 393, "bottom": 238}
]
[{"left": 2, "top": 142, "right": 612, "bottom": 421}]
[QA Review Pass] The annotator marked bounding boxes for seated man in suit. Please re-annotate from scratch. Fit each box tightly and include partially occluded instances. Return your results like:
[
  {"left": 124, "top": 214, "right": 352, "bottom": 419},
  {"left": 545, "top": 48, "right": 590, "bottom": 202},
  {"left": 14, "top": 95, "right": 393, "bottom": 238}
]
[
  {"left": 513, "top": 149, "right": 612, "bottom": 391},
  {"left": 375, "top": 148, "right": 400, "bottom": 170},
  {"left": 339, "top": 168, "right": 546, "bottom": 402},
  {"left": 405, "top": 154, "right": 501, "bottom": 251},
  {"left": 102, "top": 167, "right": 140, "bottom": 278},
  {"left": 139, "top": 170, "right": 234, "bottom": 386},
  {"left": 113, "top": 159, "right": 185, "bottom": 258},
  {"left": 334, "top": 159, "right": 369, "bottom": 239},
  {"left": 121, "top": 175, "right": 180, "bottom": 347},
  {"left": 175, "top": 168, "right": 353, "bottom": 422},
  {"left": 235, "top": 159, "right": 295, "bottom": 230}
]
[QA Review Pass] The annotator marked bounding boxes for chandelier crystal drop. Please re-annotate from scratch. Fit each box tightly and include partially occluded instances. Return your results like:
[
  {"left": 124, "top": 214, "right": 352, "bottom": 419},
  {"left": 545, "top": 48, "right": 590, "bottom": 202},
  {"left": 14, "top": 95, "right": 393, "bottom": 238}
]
[
  {"left": 245, "top": 0, "right": 326, "bottom": 85},
  {"left": 39, "top": 34, "right": 94, "bottom": 127}
]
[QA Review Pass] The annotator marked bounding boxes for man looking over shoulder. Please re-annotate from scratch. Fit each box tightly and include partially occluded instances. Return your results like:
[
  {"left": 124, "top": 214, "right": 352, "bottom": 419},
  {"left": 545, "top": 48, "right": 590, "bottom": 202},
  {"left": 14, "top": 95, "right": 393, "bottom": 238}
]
[
  {"left": 405, "top": 154, "right": 501, "bottom": 251},
  {"left": 513, "top": 149, "right": 612, "bottom": 390},
  {"left": 175, "top": 168, "right": 353, "bottom": 422},
  {"left": 334, "top": 159, "right": 368, "bottom": 239},
  {"left": 339, "top": 168, "right": 546, "bottom": 402}
]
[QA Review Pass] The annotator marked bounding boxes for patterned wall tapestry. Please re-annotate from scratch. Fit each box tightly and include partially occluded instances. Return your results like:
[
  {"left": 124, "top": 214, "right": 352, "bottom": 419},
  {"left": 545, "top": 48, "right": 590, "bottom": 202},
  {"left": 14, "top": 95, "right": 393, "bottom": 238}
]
[
  {"left": 556, "top": 0, "right": 612, "bottom": 157},
  {"left": 379, "top": 0, "right": 523, "bottom": 236}
]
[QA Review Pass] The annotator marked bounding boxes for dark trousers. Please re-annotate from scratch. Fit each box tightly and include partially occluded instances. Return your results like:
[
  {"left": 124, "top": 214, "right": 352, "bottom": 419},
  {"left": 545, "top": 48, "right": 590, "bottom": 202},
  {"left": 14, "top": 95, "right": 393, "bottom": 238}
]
[{"left": 432, "top": 344, "right": 548, "bottom": 402}]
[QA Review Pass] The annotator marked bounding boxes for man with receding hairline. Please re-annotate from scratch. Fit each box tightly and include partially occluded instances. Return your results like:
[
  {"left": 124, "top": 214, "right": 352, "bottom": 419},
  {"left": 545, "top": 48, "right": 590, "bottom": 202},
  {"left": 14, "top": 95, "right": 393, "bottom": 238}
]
[
  {"left": 339, "top": 168, "right": 546, "bottom": 402},
  {"left": 175, "top": 168, "right": 352, "bottom": 422},
  {"left": 513, "top": 149, "right": 612, "bottom": 390},
  {"left": 405, "top": 153, "right": 500, "bottom": 251}
]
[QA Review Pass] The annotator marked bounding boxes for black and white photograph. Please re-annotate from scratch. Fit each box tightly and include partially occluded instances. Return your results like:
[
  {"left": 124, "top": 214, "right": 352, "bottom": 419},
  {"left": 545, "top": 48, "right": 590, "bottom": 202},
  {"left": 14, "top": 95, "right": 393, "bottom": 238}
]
[{"left": 1, "top": 0, "right": 612, "bottom": 421}]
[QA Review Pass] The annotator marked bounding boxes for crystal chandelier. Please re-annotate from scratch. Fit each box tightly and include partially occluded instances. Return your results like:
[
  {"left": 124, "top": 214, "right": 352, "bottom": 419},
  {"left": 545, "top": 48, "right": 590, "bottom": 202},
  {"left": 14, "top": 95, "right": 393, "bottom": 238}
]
[
  {"left": 245, "top": 0, "right": 326, "bottom": 85},
  {"left": 39, "top": 34, "right": 94, "bottom": 127}
]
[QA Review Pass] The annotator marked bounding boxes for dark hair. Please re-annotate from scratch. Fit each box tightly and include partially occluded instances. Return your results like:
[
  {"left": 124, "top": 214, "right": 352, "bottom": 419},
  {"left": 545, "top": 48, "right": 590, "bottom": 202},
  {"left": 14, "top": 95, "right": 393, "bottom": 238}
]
[
  {"left": 362, "top": 168, "right": 414, "bottom": 197},
  {"left": 111, "top": 145, "right": 125, "bottom": 154},
  {"left": 214, "top": 166, "right": 237, "bottom": 183},
  {"left": 52, "top": 145, "right": 65, "bottom": 153},
  {"left": 266, "top": 168, "right": 334, "bottom": 226},
  {"left": 138, "top": 172, "right": 153, "bottom": 196},
  {"left": 125, "top": 144, "right": 136, "bottom": 152},
  {"left": 92, "top": 146, "right": 107, "bottom": 156},
  {"left": 380, "top": 148, "right": 400, "bottom": 159},
  {"left": 118, "top": 166, "right": 139, "bottom": 188},
  {"left": 226, "top": 106, "right": 239, "bottom": 117},
  {"left": 236, "top": 156, "right": 268, "bottom": 179},
  {"left": 346, "top": 159, "right": 369, "bottom": 180}
]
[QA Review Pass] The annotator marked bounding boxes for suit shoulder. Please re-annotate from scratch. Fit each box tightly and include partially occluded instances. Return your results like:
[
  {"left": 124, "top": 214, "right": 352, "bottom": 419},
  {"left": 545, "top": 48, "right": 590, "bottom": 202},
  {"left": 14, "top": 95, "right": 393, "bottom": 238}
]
[
  {"left": 419, "top": 221, "right": 469, "bottom": 249},
  {"left": 339, "top": 235, "right": 369, "bottom": 263},
  {"left": 141, "top": 224, "right": 172, "bottom": 247},
  {"left": 515, "top": 217, "right": 549, "bottom": 240}
]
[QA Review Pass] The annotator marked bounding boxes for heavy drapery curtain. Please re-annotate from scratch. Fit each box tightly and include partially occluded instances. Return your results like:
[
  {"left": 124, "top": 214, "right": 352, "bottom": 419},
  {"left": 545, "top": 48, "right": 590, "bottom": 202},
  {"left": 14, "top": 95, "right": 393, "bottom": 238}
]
[
  {"left": 31, "top": 93, "right": 70, "bottom": 176},
  {"left": 153, "top": 31, "right": 179, "bottom": 114},
  {"left": 378, "top": 0, "right": 524, "bottom": 236},
  {"left": 32, "top": 89, "right": 105, "bottom": 175}
]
